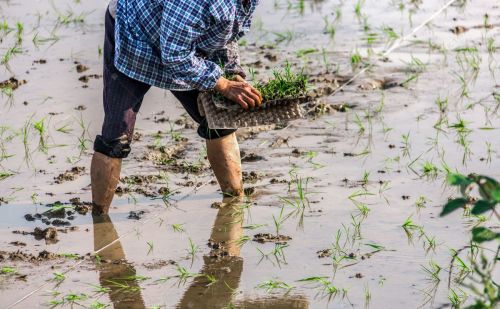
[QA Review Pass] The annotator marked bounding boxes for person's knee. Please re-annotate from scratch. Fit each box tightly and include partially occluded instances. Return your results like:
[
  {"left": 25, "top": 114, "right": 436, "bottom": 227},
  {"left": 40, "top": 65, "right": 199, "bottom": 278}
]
[
  {"left": 198, "top": 126, "right": 237, "bottom": 140},
  {"left": 93, "top": 135, "right": 131, "bottom": 159}
]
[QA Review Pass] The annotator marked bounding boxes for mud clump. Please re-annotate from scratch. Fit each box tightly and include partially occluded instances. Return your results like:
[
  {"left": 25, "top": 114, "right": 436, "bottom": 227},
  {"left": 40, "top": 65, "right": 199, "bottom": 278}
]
[
  {"left": 78, "top": 74, "right": 101, "bottom": 83},
  {"left": 242, "top": 171, "right": 262, "bottom": 183},
  {"left": 241, "top": 151, "right": 265, "bottom": 162},
  {"left": 317, "top": 249, "right": 356, "bottom": 259},
  {"left": 158, "top": 187, "right": 170, "bottom": 196},
  {"left": 317, "top": 249, "right": 332, "bottom": 258},
  {"left": 450, "top": 25, "right": 468, "bottom": 34},
  {"left": 9, "top": 241, "right": 26, "bottom": 247},
  {"left": 305, "top": 101, "right": 353, "bottom": 116},
  {"left": 358, "top": 77, "right": 401, "bottom": 90},
  {"left": 54, "top": 166, "right": 85, "bottom": 184},
  {"left": 75, "top": 63, "right": 89, "bottom": 73},
  {"left": 0, "top": 250, "right": 59, "bottom": 263},
  {"left": 143, "top": 143, "right": 186, "bottom": 166},
  {"left": 33, "top": 227, "right": 58, "bottom": 242},
  {"left": 121, "top": 174, "right": 160, "bottom": 185},
  {"left": 244, "top": 187, "right": 255, "bottom": 196},
  {"left": 23, "top": 199, "right": 91, "bottom": 227},
  {"left": 51, "top": 219, "right": 71, "bottom": 226},
  {"left": 270, "top": 178, "right": 288, "bottom": 184},
  {"left": 115, "top": 186, "right": 157, "bottom": 197},
  {"left": 127, "top": 210, "right": 147, "bottom": 220},
  {"left": 0, "top": 77, "right": 27, "bottom": 90},
  {"left": 69, "top": 197, "right": 93, "bottom": 215},
  {"left": 253, "top": 233, "right": 292, "bottom": 243},
  {"left": 143, "top": 259, "right": 176, "bottom": 270},
  {"left": 207, "top": 238, "right": 230, "bottom": 259}
]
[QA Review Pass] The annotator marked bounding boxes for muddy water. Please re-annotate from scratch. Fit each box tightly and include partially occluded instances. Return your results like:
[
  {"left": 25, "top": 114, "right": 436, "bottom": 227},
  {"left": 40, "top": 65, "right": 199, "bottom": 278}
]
[{"left": 0, "top": 0, "right": 499, "bottom": 308}]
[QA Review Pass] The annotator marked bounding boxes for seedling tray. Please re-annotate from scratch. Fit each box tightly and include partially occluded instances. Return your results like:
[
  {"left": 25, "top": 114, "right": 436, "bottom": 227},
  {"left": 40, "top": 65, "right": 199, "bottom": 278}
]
[
  {"left": 198, "top": 92, "right": 304, "bottom": 129},
  {"left": 211, "top": 93, "right": 309, "bottom": 111}
]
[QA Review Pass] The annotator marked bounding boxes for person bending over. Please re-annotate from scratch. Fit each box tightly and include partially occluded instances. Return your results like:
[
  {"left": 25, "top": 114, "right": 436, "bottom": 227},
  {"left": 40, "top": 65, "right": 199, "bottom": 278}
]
[{"left": 91, "top": 0, "right": 262, "bottom": 215}]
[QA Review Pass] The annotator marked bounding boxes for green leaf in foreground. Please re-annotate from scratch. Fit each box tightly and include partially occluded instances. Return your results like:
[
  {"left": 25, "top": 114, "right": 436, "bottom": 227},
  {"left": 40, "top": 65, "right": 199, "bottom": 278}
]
[
  {"left": 440, "top": 198, "right": 468, "bottom": 217},
  {"left": 471, "top": 227, "right": 500, "bottom": 243},
  {"left": 447, "top": 173, "right": 472, "bottom": 186},
  {"left": 492, "top": 188, "right": 500, "bottom": 203},
  {"left": 471, "top": 200, "right": 495, "bottom": 215}
]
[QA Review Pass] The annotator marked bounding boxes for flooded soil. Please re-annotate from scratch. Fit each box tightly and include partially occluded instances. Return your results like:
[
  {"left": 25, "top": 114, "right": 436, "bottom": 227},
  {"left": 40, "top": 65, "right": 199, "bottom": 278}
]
[{"left": 0, "top": 0, "right": 499, "bottom": 308}]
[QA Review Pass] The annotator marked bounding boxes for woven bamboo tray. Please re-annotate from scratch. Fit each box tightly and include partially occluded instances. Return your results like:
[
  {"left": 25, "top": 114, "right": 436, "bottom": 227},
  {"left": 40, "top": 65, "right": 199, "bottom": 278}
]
[{"left": 198, "top": 92, "right": 304, "bottom": 129}]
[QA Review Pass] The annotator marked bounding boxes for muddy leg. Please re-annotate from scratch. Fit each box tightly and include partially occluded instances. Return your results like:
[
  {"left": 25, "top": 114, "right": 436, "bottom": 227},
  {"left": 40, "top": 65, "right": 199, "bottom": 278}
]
[
  {"left": 206, "top": 132, "right": 244, "bottom": 197},
  {"left": 91, "top": 152, "right": 121, "bottom": 215}
]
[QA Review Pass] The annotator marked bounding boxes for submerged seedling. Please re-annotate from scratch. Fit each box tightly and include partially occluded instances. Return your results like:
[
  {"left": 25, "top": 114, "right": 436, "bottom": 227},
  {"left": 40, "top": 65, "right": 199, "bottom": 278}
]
[{"left": 257, "top": 279, "right": 293, "bottom": 294}]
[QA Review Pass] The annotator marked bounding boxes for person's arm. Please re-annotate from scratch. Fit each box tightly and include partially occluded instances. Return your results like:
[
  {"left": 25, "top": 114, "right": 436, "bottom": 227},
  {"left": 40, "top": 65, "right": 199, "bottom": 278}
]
[
  {"left": 209, "top": 41, "right": 246, "bottom": 79},
  {"left": 160, "top": 3, "right": 261, "bottom": 109}
]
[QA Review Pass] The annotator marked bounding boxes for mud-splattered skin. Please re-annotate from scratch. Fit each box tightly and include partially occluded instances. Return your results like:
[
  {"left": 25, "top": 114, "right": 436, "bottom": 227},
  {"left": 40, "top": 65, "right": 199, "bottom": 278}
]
[{"left": 0, "top": 0, "right": 499, "bottom": 308}]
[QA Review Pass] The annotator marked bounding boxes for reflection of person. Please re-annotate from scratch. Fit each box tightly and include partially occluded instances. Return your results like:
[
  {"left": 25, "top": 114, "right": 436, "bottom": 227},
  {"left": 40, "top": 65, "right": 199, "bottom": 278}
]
[
  {"left": 91, "top": 0, "right": 263, "bottom": 215},
  {"left": 92, "top": 214, "right": 146, "bottom": 308},
  {"left": 178, "top": 200, "right": 244, "bottom": 308},
  {"left": 177, "top": 200, "right": 309, "bottom": 309}
]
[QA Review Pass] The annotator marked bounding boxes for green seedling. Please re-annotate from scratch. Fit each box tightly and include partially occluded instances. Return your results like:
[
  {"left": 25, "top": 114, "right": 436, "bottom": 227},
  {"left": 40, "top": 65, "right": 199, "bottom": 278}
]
[
  {"left": 204, "top": 274, "right": 217, "bottom": 286},
  {"left": 172, "top": 223, "right": 185, "bottom": 233},
  {"left": 350, "top": 50, "right": 363, "bottom": 71},
  {"left": 147, "top": 241, "right": 154, "bottom": 254},
  {"left": 296, "top": 48, "right": 317, "bottom": 58},
  {"left": 354, "top": 0, "right": 365, "bottom": 19},
  {"left": 186, "top": 238, "right": 198, "bottom": 258},
  {"left": 234, "top": 235, "right": 251, "bottom": 247},
  {"left": 415, "top": 196, "right": 428, "bottom": 210},
  {"left": 174, "top": 265, "right": 202, "bottom": 285},
  {"left": 15, "top": 22, "right": 23, "bottom": 44},
  {"left": 253, "top": 62, "right": 307, "bottom": 102},
  {"left": 364, "top": 284, "right": 371, "bottom": 308},
  {"left": 298, "top": 276, "right": 345, "bottom": 301},
  {"left": 0, "top": 171, "right": 14, "bottom": 181},
  {"left": 273, "top": 30, "right": 295, "bottom": 44},
  {"left": 280, "top": 174, "right": 310, "bottom": 228},
  {"left": 89, "top": 284, "right": 110, "bottom": 294},
  {"left": 402, "top": 216, "right": 424, "bottom": 242},
  {"left": 448, "top": 289, "right": 467, "bottom": 307},
  {"left": 53, "top": 272, "right": 66, "bottom": 282},
  {"left": 272, "top": 206, "right": 286, "bottom": 237},
  {"left": 435, "top": 96, "right": 448, "bottom": 114},
  {"left": 1, "top": 266, "right": 16, "bottom": 274},
  {"left": 421, "top": 161, "right": 439, "bottom": 178},
  {"left": 60, "top": 253, "right": 79, "bottom": 260},
  {"left": 88, "top": 301, "right": 108, "bottom": 309},
  {"left": 1, "top": 46, "right": 22, "bottom": 66},
  {"left": 105, "top": 279, "right": 142, "bottom": 293},
  {"left": 422, "top": 260, "right": 441, "bottom": 283},
  {"left": 257, "top": 279, "right": 292, "bottom": 293},
  {"left": 322, "top": 16, "right": 336, "bottom": 39},
  {"left": 33, "top": 118, "right": 48, "bottom": 152},
  {"left": 32, "top": 32, "right": 60, "bottom": 47}
]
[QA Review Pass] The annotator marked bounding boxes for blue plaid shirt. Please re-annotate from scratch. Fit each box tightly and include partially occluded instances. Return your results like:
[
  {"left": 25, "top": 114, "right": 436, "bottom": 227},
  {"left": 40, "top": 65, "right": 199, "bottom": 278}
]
[{"left": 114, "top": 0, "right": 258, "bottom": 91}]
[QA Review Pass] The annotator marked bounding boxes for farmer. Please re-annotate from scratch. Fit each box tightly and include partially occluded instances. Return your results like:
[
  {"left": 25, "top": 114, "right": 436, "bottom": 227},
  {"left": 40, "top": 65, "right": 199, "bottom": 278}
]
[{"left": 91, "top": 0, "right": 262, "bottom": 215}]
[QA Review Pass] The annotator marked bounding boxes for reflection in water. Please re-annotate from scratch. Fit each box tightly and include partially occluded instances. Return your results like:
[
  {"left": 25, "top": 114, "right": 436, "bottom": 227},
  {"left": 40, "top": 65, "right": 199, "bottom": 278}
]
[
  {"left": 93, "top": 215, "right": 146, "bottom": 309},
  {"left": 177, "top": 199, "right": 309, "bottom": 309}
]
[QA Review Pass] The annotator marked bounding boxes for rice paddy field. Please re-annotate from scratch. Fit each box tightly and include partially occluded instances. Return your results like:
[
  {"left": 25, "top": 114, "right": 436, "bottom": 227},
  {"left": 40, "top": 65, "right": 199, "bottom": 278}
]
[{"left": 0, "top": 0, "right": 499, "bottom": 308}]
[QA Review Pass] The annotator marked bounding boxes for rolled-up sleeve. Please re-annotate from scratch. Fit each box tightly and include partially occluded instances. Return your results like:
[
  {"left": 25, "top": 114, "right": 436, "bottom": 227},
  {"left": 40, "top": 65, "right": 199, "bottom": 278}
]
[
  {"left": 209, "top": 41, "right": 246, "bottom": 78},
  {"left": 159, "top": 4, "right": 223, "bottom": 90}
]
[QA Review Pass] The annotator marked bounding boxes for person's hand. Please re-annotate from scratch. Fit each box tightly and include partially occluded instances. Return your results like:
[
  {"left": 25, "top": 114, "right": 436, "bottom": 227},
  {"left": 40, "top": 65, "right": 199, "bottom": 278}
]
[{"left": 214, "top": 75, "right": 262, "bottom": 110}]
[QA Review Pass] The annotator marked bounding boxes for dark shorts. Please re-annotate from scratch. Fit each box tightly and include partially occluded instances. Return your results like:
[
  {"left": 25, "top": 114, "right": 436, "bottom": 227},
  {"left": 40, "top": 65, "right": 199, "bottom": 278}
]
[{"left": 94, "top": 9, "right": 236, "bottom": 159}]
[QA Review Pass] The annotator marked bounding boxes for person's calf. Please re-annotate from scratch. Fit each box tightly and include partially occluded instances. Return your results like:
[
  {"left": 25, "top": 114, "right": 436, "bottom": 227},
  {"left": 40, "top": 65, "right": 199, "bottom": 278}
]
[
  {"left": 91, "top": 152, "right": 122, "bottom": 215},
  {"left": 206, "top": 133, "right": 244, "bottom": 197}
]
